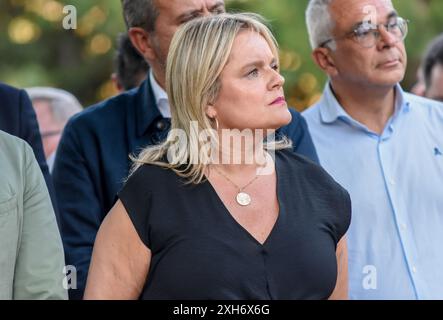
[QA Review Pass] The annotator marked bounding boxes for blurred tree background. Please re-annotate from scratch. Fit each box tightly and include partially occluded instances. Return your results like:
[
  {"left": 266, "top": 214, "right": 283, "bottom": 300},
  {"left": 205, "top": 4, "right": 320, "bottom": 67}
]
[{"left": 1, "top": 0, "right": 442, "bottom": 110}]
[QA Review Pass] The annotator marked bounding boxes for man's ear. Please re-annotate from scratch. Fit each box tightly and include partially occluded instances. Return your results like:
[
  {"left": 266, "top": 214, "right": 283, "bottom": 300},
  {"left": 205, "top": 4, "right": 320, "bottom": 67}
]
[
  {"left": 312, "top": 47, "right": 338, "bottom": 77},
  {"left": 128, "top": 27, "right": 156, "bottom": 62}
]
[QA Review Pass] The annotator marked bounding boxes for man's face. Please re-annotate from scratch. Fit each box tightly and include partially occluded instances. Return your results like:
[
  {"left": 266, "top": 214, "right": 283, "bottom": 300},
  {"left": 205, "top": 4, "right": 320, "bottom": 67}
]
[
  {"left": 426, "top": 63, "right": 443, "bottom": 102},
  {"left": 149, "top": 0, "right": 225, "bottom": 81},
  {"left": 327, "top": 0, "right": 407, "bottom": 89},
  {"left": 33, "top": 99, "right": 63, "bottom": 158}
]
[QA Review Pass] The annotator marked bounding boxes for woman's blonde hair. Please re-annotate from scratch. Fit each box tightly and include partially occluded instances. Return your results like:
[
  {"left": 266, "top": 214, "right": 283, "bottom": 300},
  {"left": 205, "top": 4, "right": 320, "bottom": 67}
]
[{"left": 131, "top": 13, "right": 292, "bottom": 184}]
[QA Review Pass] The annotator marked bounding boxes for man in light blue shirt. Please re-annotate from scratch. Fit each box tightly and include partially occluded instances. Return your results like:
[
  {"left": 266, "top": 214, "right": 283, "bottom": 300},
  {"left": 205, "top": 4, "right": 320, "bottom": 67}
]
[{"left": 303, "top": 0, "right": 443, "bottom": 299}]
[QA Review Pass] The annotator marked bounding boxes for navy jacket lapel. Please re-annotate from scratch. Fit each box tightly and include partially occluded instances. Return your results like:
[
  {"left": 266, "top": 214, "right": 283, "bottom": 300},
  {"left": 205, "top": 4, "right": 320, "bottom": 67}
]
[{"left": 135, "top": 76, "right": 162, "bottom": 138}]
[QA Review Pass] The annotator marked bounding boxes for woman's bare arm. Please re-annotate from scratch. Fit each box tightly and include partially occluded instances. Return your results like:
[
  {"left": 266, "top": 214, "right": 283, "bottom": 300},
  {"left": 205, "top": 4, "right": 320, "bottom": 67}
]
[
  {"left": 84, "top": 200, "right": 151, "bottom": 299},
  {"left": 329, "top": 236, "right": 349, "bottom": 300}
]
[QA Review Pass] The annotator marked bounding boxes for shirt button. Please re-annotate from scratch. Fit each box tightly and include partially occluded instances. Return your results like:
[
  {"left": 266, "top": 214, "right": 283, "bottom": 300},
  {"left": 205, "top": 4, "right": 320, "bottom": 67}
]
[
  {"left": 401, "top": 223, "right": 407, "bottom": 231},
  {"left": 389, "top": 178, "right": 396, "bottom": 186},
  {"left": 156, "top": 120, "right": 166, "bottom": 131},
  {"left": 412, "top": 266, "right": 417, "bottom": 273}
]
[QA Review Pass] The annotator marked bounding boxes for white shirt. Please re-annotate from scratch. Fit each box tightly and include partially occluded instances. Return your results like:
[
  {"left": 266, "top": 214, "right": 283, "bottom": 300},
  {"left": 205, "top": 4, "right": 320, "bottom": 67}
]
[
  {"left": 149, "top": 70, "right": 171, "bottom": 118},
  {"left": 47, "top": 152, "right": 56, "bottom": 173}
]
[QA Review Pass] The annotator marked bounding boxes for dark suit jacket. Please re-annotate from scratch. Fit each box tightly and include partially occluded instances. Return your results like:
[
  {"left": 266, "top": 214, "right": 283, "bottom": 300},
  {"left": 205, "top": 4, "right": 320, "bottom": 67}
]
[
  {"left": 53, "top": 77, "right": 319, "bottom": 299},
  {"left": 0, "top": 82, "right": 58, "bottom": 217}
]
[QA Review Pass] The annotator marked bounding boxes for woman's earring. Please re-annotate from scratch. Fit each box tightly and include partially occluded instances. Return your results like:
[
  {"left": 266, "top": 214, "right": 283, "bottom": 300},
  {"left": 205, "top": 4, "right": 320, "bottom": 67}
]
[{"left": 215, "top": 118, "right": 219, "bottom": 131}]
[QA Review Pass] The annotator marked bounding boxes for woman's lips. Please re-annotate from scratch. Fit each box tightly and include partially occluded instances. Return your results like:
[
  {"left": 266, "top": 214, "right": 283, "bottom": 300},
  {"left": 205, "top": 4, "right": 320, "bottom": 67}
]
[{"left": 270, "top": 97, "right": 286, "bottom": 105}]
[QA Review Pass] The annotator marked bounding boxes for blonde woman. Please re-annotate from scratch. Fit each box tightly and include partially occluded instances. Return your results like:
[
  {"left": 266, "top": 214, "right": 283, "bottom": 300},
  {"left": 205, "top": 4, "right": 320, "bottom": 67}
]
[{"left": 84, "top": 13, "right": 351, "bottom": 300}]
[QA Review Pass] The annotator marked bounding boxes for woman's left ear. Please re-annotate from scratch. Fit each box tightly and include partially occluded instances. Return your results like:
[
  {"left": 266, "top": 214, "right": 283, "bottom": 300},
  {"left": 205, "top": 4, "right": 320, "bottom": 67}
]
[{"left": 205, "top": 104, "right": 217, "bottom": 119}]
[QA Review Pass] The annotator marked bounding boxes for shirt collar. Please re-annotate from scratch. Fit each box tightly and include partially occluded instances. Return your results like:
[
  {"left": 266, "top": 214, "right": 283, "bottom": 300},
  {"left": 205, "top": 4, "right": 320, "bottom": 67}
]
[
  {"left": 319, "top": 83, "right": 349, "bottom": 124},
  {"left": 149, "top": 70, "right": 168, "bottom": 104},
  {"left": 149, "top": 70, "right": 171, "bottom": 118},
  {"left": 319, "top": 82, "right": 411, "bottom": 125}
]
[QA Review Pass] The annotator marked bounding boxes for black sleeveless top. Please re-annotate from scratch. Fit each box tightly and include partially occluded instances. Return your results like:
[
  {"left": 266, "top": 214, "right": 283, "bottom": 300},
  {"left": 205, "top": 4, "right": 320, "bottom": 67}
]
[{"left": 118, "top": 149, "right": 351, "bottom": 300}]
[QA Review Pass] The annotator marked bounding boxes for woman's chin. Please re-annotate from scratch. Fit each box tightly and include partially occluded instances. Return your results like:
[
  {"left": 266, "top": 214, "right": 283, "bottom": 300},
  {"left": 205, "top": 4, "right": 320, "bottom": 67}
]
[{"left": 273, "top": 109, "right": 292, "bottom": 128}]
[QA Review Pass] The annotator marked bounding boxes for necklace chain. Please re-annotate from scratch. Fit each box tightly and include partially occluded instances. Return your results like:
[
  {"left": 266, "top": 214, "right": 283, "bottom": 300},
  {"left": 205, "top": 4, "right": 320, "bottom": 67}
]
[
  {"left": 211, "top": 165, "right": 262, "bottom": 192},
  {"left": 210, "top": 154, "right": 270, "bottom": 207}
]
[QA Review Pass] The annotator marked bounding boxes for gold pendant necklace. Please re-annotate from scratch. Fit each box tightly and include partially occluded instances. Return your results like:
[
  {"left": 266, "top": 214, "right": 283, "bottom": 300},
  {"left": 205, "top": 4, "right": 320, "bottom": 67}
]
[
  {"left": 236, "top": 192, "right": 252, "bottom": 206},
  {"left": 211, "top": 166, "right": 261, "bottom": 207}
]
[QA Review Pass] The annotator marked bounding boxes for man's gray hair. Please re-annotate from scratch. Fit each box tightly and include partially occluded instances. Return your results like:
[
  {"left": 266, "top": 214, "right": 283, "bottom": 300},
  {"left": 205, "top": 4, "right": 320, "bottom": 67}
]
[
  {"left": 26, "top": 87, "right": 82, "bottom": 125},
  {"left": 306, "top": 0, "right": 335, "bottom": 49},
  {"left": 121, "top": 0, "right": 159, "bottom": 32}
]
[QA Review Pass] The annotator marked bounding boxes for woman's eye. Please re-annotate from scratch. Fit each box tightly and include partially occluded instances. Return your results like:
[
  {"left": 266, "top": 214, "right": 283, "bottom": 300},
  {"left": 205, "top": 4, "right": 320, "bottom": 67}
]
[
  {"left": 247, "top": 69, "right": 259, "bottom": 77},
  {"left": 271, "top": 64, "right": 279, "bottom": 71}
]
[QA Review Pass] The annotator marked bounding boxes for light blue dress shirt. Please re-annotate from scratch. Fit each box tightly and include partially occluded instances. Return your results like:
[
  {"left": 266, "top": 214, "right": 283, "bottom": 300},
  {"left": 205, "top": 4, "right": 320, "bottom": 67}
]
[{"left": 303, "top": 83, "right": 443, "bottom": 300}]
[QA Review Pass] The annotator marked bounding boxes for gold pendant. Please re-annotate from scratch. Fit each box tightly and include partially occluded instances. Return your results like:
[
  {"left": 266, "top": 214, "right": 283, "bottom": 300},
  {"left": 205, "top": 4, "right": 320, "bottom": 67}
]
[{"left": 236, "top": 192, "right": 252, "bottom": 206}]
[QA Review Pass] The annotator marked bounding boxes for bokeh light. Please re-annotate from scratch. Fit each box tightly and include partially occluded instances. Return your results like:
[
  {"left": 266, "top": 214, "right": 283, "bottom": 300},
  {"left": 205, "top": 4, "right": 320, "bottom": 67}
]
[
  {"left": 8, "top": 17, "right": 41, "bottom": 44},
  {"left": 89, "top": 34, "right": 112, "bottom": 56}
]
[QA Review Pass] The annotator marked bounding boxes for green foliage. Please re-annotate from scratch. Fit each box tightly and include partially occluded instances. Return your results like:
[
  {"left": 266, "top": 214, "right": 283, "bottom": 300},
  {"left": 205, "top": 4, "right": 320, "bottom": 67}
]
[
  {"left": 0, "top": 0, "right": 125, "bottom": 106},
  {"left": 1, "top": 0, "right": 442, "bottom": 109}
]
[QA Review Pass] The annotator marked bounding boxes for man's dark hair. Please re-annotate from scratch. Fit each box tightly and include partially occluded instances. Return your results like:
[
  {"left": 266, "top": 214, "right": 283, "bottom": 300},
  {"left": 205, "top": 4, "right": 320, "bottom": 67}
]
[
  {"left": 115, "top": 33, "right": 149, "bottom": 90},
  {"left": 423, "top": 33, "right": 443, "bottom": 89},
  {"left": 121, "top": 0, "right": 159, "bottom": 32}
]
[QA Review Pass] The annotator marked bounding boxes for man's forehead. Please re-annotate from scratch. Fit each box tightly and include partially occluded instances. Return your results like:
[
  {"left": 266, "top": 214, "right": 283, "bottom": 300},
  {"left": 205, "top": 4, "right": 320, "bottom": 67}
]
[
  {"left": 331, "top": 0, "right": 395, "bottom": 26},
  {"left": 157, "top": 0, "right": 224, "bottom": 14},
  {"left": 428, "top": 64, "right": 443, "bottom": 101},
  {"left": 430, "top": 64, "right": 443, "bottom": 85}
]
